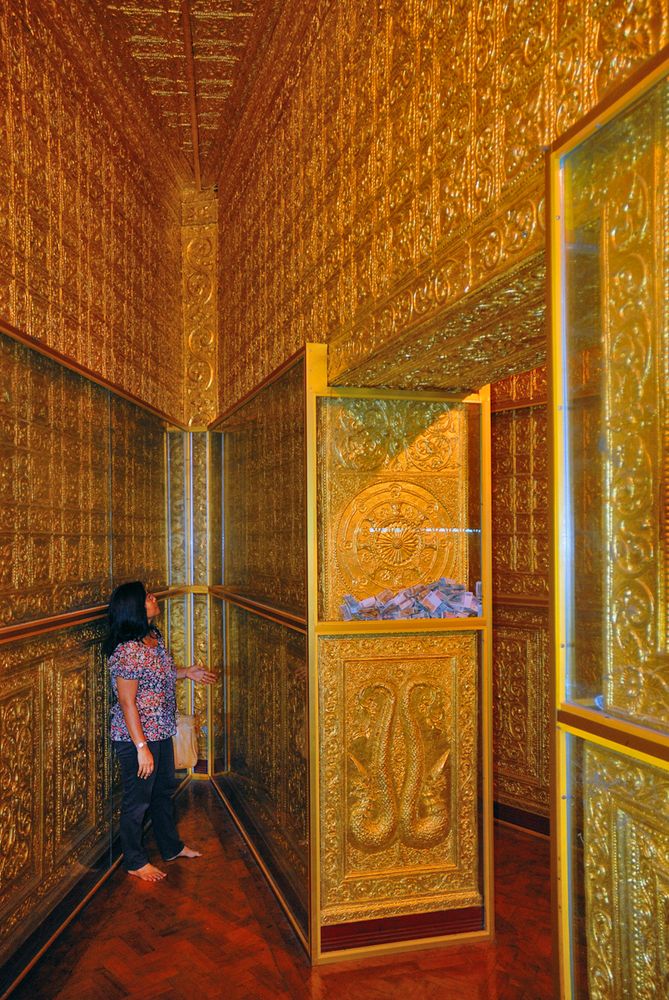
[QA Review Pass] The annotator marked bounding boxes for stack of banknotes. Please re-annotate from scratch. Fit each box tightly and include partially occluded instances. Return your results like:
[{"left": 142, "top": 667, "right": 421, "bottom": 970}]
[{"left": 340, "top": 578, "right": 482, "bottom": 621}]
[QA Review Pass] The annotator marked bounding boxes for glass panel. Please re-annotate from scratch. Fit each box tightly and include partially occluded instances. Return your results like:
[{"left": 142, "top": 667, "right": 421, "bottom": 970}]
[
  {"left": 221, "top": 361, "right": 306, "bottom": 616},
  {"left": 0, "top": 334, "right": 112, "bottom": 625},
  {"left": 560, "top": 75, "right": 668, "bottom": 730},
  {"left": 215, "top": 604, "right": 309, "bottom": 936},
  {"left": 566, "top": 735, "right": 669, "bottom": 998},
  {"left": 317, "top": 397, "right": 482, "bottom": 621}
]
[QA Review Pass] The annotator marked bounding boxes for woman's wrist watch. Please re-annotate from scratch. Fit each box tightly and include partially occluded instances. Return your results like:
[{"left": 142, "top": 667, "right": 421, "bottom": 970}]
[{"left": 136, "top": 740, "right": 147, "bottom": 750}]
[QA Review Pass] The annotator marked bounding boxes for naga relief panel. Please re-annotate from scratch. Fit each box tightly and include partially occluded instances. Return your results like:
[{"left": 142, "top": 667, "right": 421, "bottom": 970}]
[
  {"left": 318, "top": 398, "right": 473, "bottom": 620},
  {"left": 319, "top": 632, "right": 479, "bottom": 924},
  {"left": 221, "top": 606, "right": 308, "bottom": 932},
  {"left": 216, "top": 0, "right": 669, "bottom": 409},
  {"left": 222, "top": 361, "right": 306, "bottom": 616},
  {"left": 0, "top": 4, "right": 184, "bottom": 420},
  {"left": 0, "top": 333, "right": 111, "bottom": 626},
  {"left": 581, "top": 743, "right": 669, "bottom": 1000},
  {"left": 0, "top": 622, "right": 108, "bottom": 965}
]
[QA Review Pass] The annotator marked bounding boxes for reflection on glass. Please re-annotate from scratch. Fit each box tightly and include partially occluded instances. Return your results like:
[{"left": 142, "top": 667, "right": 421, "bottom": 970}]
[
  {"left": 221, "top": 361, "right": 306, "bottom": 616},
  {"left": 567, "top": 735, "right": 669, "bottom": 998},
  {"left": 317, "top": 397, "right": 482, "bottom": 621},
  {"left": 560, "top": 75, "right": 668, "bottom": 730},
  {"left": 215, "top": 605, "right": 308, "bottom": 935}
]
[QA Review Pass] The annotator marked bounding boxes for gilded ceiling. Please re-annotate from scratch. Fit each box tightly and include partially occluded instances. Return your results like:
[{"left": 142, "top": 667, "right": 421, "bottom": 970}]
[{"left": 96, "top": 0, "right": 260, "bottom": 182}]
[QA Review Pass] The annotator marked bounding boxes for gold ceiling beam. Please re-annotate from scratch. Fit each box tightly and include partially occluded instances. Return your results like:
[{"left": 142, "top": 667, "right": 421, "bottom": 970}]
[{"left": 181, "top": 0, "right": 202, "bottom": 190}]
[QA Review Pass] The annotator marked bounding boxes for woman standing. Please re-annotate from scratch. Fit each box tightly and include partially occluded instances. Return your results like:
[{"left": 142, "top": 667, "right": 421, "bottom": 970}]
[{"left": 104, "top": 581, "right": 216, "bottom": 882}]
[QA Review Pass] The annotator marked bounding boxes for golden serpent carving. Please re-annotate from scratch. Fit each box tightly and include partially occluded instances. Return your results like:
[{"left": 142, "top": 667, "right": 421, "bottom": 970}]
[
  {"left": 320, "top": 632, "right": 479, "bottom": 924},
  {"left": 348, "top": 682, "right": 398, "bottom": 852}
]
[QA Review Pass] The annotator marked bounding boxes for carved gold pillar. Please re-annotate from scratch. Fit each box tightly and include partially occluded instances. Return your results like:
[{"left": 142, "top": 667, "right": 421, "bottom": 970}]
[{"left": 182, "top": 188, "right": 218, "bottom": 430}]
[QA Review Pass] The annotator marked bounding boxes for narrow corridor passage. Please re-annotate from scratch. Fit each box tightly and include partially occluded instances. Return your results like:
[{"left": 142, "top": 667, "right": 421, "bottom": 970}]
[{"left": 13, "top": 782, "right": 552, "bottom": 1000}]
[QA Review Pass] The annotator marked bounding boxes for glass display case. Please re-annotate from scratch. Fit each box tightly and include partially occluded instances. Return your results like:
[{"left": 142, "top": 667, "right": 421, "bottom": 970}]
[
  {"left": 213, "top": 345, "right": 493, "bottom": 961},
  {"left": 550, "top": 54, "right": 669, "bottom": 999}
]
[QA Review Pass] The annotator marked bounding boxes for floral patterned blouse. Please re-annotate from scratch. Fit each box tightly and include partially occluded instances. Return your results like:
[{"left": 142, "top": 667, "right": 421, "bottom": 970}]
[{"left": 109, "top": 627, "right": 177, "bottom": 742}]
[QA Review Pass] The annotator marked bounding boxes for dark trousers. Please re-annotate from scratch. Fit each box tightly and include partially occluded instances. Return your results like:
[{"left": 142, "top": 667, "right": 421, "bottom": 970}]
[{"left": 113, "top": 737, "right": 183, "bottom": 871}]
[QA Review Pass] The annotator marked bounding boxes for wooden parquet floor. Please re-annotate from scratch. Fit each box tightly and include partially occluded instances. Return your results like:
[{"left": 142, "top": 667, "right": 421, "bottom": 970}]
[{"left": 12, "top": 781, "right": 554, "bottom": 1000}]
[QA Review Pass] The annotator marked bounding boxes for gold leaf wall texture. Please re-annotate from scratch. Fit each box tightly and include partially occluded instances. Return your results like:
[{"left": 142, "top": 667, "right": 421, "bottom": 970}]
[
  {"left": 217, "top": 0, "right": 669, "bottom": 408},
  {"left": 221, "top": 360, "right": 306, "bottom": 615},
  {"left": 319, "top": 632, "right": 480, "bottom": 924},
  {"left": 0, "top": 3, "right": 184, "bottom": 420},
  {"left": 491, "top": 367, "right": 550, "bottom": 819}
]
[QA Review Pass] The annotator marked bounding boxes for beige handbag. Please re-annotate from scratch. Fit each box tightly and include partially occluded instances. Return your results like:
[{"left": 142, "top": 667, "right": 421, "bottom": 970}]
[{"left": 173, "top": 711, "right": 199, "bottom": 769}]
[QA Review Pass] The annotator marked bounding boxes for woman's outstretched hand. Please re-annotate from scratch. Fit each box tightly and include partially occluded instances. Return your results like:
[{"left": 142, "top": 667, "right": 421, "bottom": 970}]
[{"left": 185, "top": 664, "right": 216, "bottom": 685}]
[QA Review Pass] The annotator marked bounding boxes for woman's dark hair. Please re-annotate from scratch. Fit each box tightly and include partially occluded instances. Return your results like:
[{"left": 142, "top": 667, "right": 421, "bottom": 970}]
[{"left": 103, "top": 581, "right": 150, "bottom": 656}]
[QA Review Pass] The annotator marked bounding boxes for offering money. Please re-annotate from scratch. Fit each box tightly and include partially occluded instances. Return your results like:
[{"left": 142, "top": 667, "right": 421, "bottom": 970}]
[{"left": 340, "top": 578, "right": 483, "bottom": 621}]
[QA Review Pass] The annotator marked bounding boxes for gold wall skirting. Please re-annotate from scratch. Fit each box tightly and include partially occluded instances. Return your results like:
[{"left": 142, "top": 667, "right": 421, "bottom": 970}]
[
  {"left": 491, "top": 368, "right": 550, "bottom": 819},
  {"left": 0, "top": 3, "right": 185, "bottom": 421},
  {"left": 216, "top": 0, "right": 669, "bottom": 409},
  {"left": 0, "top": 621, "right": 114, "bottom": 966},
  {"left": 318, "top": 631, "right": 480, "bottom": 924}
]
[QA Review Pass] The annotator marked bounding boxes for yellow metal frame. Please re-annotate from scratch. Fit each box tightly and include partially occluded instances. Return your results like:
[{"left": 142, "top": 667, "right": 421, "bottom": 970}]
[{"left": 548, "top": 49, "right": 669, "bottom": 1000}]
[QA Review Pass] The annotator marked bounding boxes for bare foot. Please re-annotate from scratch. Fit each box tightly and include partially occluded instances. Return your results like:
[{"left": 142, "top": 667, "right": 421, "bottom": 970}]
[
  {"left": 128, "top": 863, "right": 166, "bottom": 882},
  {"left": 166, "top": 845, "right": 202, "bottom": 861}
]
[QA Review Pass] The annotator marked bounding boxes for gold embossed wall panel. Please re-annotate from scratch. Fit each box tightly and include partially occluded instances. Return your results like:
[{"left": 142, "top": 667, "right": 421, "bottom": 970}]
[
  {"left": 317, "top": 398, "right": 472, "bottom": 620},
  {"left": 491, "top": 403, "right": 549, "bottom": 600},
  {"left": 222, "top": 361, "right": 306, "bottom": 615},
  {"left": 492, "top": 605, "right": 549, "bottom": 817},
  {"left": 220, "top": 605, "right": 308, "bottom": 932},
  {"left": 0, "top": 333, "right": 111, "bottom": 626},
  {"left": 217, "top": 0, "right": 669, "bottom": 407},
  {"left": 0, "top": 622, "right": 109, "bottom": 965},
  {"left": 318, "top": 632, "right": 480, "bottom": 924},
  {"left": 0, "top": 3, "right": 184, "bottom": 419},
  {"left": 110, "top": 396, "right": 168, "bottom": 591}
]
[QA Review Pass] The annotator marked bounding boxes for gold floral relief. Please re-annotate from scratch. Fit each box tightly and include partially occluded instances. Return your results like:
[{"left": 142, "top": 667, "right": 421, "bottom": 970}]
[
  {"left": 319, "top": 632, "right": 480, "bottom": 924},
  {"left": 492, "top": 605, "right": 549, "bottom": 817},
  {"left": 223, "top": 606, "right": 308, "bottom": 927},
  {"left": 216, "top": 0, "right": 669, "bottom": 407},
  {"left": 0, "top": 333, "right": 111, "bottom": 625},
  {"left": 192, "top": 593, "right": 209, "bottom": 757},
  {"left": 0, "top": 3, "right": 184, "bottom": 420},
  {"left": 182, "top": 190, "right": 218, "bottom": 429},
  {"left": 209, "top": 596, "right": 225, "bottom": 763},
  {"left": 222, "top": 361, "right": 306, "bottom": 615},
  {"left": 0, "top": 622, "right": 108, "bottom": 964},
  {"left": 583, "top": 743, "right": 669, "bottom": 999},
  {"left": 318, "top": 398, "right": 470, "bottom": 619}
]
